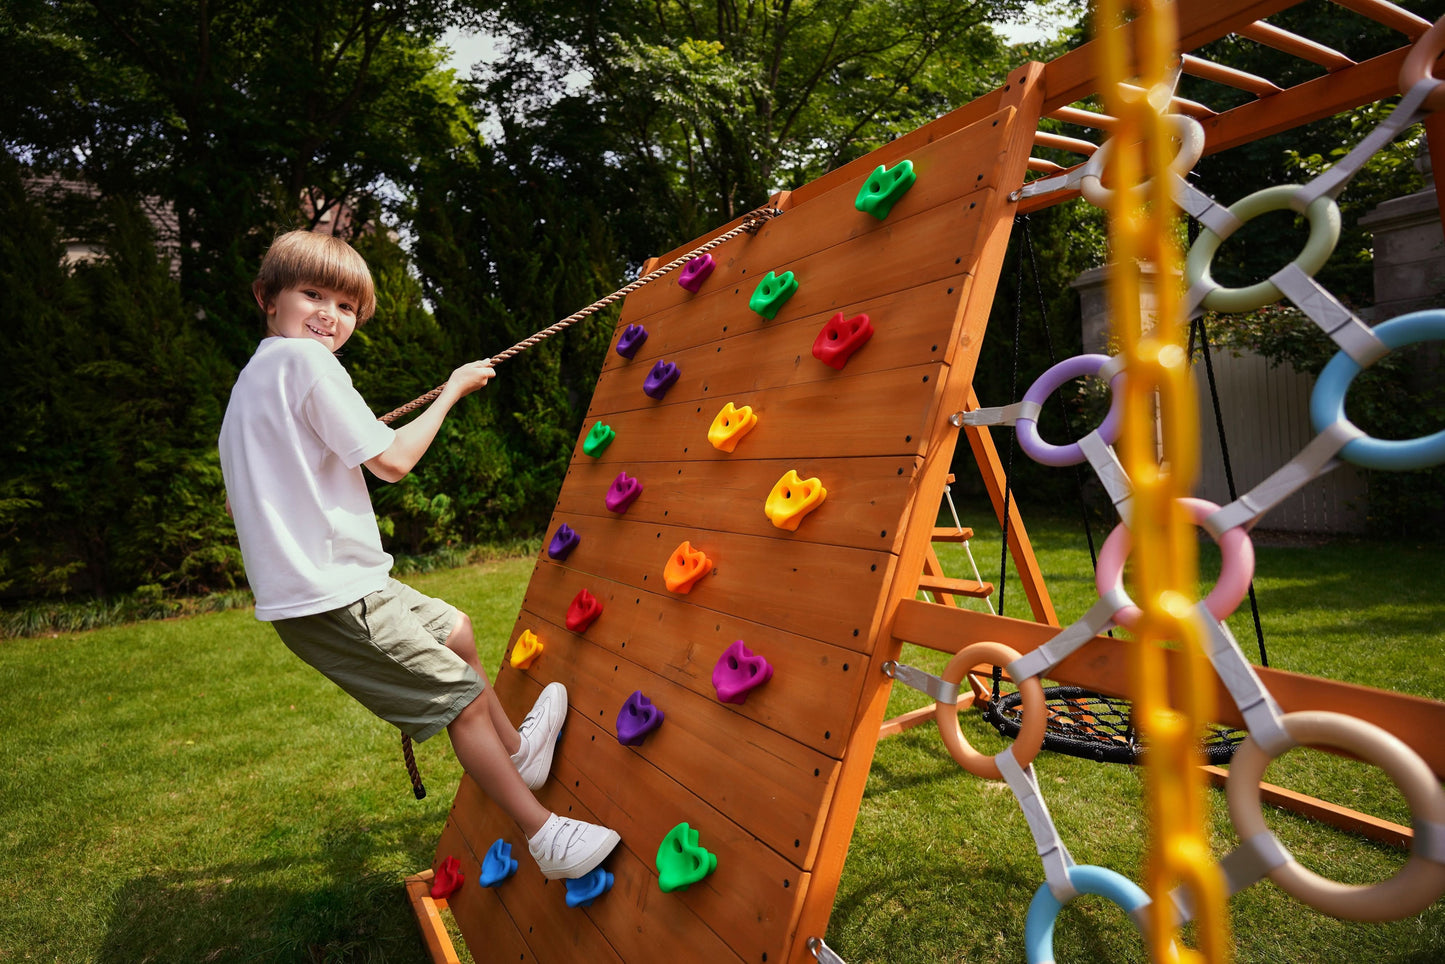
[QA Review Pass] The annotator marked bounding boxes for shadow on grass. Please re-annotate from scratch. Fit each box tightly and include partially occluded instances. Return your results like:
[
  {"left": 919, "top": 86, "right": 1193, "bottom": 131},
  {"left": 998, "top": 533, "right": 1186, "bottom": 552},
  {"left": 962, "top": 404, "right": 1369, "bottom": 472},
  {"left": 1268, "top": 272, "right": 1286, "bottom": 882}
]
[{"left": 96, "top": 817, "right": 438, "bottom": 964}]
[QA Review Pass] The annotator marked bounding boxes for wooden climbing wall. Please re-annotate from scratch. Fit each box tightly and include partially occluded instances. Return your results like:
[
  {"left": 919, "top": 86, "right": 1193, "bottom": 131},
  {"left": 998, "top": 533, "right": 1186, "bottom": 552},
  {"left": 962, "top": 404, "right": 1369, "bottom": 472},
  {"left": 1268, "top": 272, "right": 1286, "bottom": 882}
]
[{"left": 429, "top": 64, "right": 1045, "bottom": 964}]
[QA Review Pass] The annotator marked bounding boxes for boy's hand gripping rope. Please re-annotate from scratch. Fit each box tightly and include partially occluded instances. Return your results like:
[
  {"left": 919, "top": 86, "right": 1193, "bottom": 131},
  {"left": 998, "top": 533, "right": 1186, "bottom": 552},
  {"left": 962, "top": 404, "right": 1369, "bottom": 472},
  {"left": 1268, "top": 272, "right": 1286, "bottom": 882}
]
[{"left": 384, "top": 205, "right": 783, "bottom": 798}]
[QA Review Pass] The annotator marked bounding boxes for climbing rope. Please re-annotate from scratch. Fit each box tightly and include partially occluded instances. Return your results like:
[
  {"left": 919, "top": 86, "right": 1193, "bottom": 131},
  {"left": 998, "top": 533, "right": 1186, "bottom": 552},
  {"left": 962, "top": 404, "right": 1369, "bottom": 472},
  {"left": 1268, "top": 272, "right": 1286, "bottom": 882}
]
[
  {"left": 379, "top": 206, "right": 784, "bottom": 425},
  {"left": 383, "top": 204, "right": 784, "bottom": 799}
]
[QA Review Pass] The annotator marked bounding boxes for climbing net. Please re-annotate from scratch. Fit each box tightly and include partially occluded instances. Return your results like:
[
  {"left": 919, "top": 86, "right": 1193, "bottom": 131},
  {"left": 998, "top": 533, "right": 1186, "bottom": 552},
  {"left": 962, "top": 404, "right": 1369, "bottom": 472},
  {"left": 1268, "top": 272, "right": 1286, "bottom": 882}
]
[{"left": 884, "top": 12, "right": 1445, "bottom": 963}]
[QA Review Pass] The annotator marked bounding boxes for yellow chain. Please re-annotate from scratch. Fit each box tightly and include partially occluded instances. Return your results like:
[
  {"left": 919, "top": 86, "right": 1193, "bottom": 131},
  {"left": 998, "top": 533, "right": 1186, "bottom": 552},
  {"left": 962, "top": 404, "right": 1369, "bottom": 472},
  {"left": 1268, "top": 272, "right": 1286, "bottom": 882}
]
[{"left": 1095, "top": 2, "right": 1230, "bottom": 961}]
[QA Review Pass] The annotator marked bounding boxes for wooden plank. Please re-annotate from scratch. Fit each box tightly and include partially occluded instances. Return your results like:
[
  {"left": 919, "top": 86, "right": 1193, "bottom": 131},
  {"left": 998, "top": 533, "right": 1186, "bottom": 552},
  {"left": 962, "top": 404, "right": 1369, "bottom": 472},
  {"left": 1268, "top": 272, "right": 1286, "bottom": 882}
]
[
  {"left": 528, "top": 518, "right": 895, "bottom": 654},
  {"left": 593, "top": 278, "right": 977, "bottom": 418},
  {"left": 557, "top": 455, "right": 919, "bottom": 555},
  {"left": 515, "top": 563, "right": 865, "bottom": 753},
  {"left": 615, "top": 107, "right": 1016, "bottom": 324},
  {"left": 916, "top": 574, "right": 995, "bottom": 598},
  {"left": 931, "top": 527, "right": 976, "bottom": 542},
  {"left": 496, "top": 672, "right": 812, "bottom": 960},
  {"left": 432, "top": 820, "right": 537, "bottom": 964},
  {"left": 449, "top": 775, "right": 748, "bottom": 964},
  {"left": 891, "top": 600, "right": 1445, "bottom": 777},
  {"left": 404, "top": 870, "right": 465, "bottom": 964},
  {"left": 785, "top": 62, "right": 1050, "bottom": 964},
  {"left": 567, "top": 362, "right": 943, "bottom": 472},
  {"left": 1200, "top": 765, "right": 1412, "bottom": 848},
  {"left": 500, "top": 625, "right": 842, "bottom": 861}
]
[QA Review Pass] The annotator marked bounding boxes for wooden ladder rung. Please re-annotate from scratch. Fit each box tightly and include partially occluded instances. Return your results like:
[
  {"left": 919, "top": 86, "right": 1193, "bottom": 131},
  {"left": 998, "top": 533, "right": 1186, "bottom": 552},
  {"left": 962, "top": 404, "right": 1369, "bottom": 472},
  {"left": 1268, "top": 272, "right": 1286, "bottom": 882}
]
[
  {"left": 930, "top": 526, "right": 975, "bottom": 543},
  {"left": 917, "top": 575, "right": 994, "bottom": 598}
]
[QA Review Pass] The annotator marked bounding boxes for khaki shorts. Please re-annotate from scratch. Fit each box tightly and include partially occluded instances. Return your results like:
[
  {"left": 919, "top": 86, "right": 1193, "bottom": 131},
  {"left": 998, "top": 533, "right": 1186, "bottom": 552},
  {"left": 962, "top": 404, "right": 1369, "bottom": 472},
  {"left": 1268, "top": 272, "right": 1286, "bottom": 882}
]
[{"left": 271, "top": 578, "right": 484, "bottom": 742}]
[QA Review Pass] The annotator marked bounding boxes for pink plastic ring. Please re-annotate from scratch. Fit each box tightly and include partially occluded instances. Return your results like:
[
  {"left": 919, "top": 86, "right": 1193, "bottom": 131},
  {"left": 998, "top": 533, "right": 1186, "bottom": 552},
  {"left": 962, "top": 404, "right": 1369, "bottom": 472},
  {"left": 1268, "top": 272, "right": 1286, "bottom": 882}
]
[
  {"left": 1400, "top": 15, "right": 1445, "bottom": 112},
  {"left": 1095, "top": 497, "right": 1255, "bottom": 629}
]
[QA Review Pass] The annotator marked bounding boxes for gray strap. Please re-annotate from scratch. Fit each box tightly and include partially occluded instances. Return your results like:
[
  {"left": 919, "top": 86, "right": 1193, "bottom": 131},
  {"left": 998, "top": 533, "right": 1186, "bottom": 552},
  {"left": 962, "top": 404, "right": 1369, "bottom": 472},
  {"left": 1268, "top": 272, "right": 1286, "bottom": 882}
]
[
  {"left": 1197, "top": 605, "right": 1291, "bottom": 756},
  {"left": 1096, "top": 353, "right": 1127, "bottom": 384},
  {"left": 1223, "top": 832, "right": 1291, "bottom": 893},
  {"left": 1413, "top": 820, "right": 1445, "bottom": 863},
  {"left": 882, "top": 661, "right": 960, "bottom": 705},
  {"left": 1202, "top": 420, "right": 1364, "bottom": 536},
  {"left": 953, "top": 399, "right": 1043, "bottom": 428},
  {"left": 1174, "top": 175, "right": 1243, "bottom": 237},
  {"left": 997, "top": 749, "right": 1076, "bottom": 901},
  {"left": 1271, "top": 263, "right": 1389, "bottom": 367},
  {"left": 1007, "top": 593, "right": 1123, "bottom": 682},
  {"left": 1295, "top": 80, "right": 1433, "bottom": 208},
  {"left": 807, "top": 937, "right": 848, "bottom": 964},
  {"left": 1078, "top": 432, "right": 1133, "bottom": 525}
]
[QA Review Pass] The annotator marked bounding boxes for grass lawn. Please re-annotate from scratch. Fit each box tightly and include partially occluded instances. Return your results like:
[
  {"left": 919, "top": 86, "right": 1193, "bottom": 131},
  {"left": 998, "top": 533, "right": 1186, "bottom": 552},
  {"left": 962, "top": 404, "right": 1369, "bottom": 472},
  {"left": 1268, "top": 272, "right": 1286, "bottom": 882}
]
[{"left": 3, "top": 509, "right": 1445, "bottom": 962}]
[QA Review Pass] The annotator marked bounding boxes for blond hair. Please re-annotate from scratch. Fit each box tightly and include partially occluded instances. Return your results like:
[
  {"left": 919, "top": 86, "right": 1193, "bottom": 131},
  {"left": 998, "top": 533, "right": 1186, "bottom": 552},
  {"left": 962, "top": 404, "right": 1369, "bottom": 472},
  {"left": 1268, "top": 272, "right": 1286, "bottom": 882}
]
[{"left": 252, "top": 230, "right": 377, "bottom": 324}]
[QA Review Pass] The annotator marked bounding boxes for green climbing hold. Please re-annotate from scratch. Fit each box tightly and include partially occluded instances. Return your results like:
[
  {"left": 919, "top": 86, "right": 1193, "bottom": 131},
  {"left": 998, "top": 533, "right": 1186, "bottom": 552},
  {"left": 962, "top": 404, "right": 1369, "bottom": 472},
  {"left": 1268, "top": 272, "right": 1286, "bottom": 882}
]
[
  {"left": 748, "top": 270, "right": 798, "bottom": 321},
  {"left": 656, "top": 822, "right": 718, "bottom": 893},
  {"left": 854, "top": 160, "right": 916, "bottom": 220},
  {"left": 583, "top": 422, "right": 615, "bottom": 457}
]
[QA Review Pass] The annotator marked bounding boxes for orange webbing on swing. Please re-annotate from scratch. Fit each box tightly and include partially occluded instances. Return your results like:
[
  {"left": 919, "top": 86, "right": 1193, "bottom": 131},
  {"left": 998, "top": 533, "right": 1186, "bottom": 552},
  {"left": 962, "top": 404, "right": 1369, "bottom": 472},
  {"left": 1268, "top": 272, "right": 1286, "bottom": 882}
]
[
  {"left": 1095, "top": 1, "right": 1230, "bottom": 960},
  {"left": 382, "top": 206, "right": 785, "bottom": 799}
]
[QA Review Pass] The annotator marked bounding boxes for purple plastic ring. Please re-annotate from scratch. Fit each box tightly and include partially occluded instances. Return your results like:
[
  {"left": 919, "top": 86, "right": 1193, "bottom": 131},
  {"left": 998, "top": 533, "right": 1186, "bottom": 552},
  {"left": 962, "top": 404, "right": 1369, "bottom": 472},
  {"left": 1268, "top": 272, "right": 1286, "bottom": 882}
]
[{"left": 1016, "top": 354, "right": 1124, "bottom": 467}]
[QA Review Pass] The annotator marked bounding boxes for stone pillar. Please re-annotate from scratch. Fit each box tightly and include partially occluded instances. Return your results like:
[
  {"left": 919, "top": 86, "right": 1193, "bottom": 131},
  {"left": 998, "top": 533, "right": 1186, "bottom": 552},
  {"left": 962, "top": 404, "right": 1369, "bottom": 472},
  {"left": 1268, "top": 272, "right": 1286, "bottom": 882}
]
[{"left": 1358, "top": 186, "right": 1445, "bottom": 321}]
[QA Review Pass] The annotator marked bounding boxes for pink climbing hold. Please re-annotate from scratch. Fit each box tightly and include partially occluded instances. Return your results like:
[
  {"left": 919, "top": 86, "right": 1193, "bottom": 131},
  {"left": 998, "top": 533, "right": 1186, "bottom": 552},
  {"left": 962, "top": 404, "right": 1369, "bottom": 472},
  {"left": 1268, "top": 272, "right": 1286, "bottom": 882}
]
[{"left": 712, "top": 640, "right": 774, "bottom": 705}]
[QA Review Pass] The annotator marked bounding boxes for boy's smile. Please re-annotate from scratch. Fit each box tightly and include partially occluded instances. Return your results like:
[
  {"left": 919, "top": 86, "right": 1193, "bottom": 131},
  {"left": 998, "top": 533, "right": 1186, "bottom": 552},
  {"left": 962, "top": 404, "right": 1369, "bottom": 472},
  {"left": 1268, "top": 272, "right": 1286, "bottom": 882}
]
[{"left": 263, "top": 285, "right": 359, "bottom": 351}]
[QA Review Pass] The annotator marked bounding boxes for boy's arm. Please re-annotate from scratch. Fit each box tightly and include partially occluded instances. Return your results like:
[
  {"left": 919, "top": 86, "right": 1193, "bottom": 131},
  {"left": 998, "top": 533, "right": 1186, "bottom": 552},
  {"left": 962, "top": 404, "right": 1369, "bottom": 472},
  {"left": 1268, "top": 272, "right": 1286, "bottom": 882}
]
[{"left": 365, "top": 360, "right": 495, "bottom": 483}]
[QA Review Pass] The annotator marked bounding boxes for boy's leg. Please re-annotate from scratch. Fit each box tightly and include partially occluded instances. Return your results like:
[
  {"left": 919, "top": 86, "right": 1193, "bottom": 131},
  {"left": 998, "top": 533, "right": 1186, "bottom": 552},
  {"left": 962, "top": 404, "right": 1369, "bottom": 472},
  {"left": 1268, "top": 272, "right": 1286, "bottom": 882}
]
[
  {"left": 443, "top": 611, "right": 565, "bottom": 790},
  {"left": 442, "top": 613, "right": 521, "bottom": 756}
]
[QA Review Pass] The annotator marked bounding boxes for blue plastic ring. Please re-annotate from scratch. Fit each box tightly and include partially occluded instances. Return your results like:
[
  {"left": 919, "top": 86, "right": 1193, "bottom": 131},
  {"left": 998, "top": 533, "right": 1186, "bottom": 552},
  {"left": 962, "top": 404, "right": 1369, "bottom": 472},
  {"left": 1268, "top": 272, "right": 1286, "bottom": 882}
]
[
  {"left": 1310, "top": 310, "right": 1445, "bottom": 471},
  {"left": 1024, "top": 865, "right": 1151, "bottom": 964}
]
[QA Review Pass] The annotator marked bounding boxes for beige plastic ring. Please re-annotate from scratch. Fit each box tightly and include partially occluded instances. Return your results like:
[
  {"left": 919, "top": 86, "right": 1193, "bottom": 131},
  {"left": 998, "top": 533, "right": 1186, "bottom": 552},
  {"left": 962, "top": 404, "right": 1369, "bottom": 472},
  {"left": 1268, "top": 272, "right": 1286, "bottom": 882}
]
[
  {"left": 1226, "top": 710, "right": 1445, "bottom": 921},
  {"left": 1400, "top": 15, "right": 1445, "bottom": 112},
  {"left": 935, "top": 641, "right": 1047, "bottom": 780},
  {"left": 1078, "top": 113, "right": 1205, "bottom": 208}
]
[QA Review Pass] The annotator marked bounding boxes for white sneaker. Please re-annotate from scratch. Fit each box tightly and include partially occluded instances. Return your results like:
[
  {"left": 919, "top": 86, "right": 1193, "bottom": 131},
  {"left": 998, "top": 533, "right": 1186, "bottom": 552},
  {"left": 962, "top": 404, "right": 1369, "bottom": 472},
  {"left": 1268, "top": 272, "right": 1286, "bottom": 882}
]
[
  {"left": 528, "top": 813, "right": 622, "bottom": 880},
  {"left": 511, "top": 681, "right": 567, "bottom": 789}
]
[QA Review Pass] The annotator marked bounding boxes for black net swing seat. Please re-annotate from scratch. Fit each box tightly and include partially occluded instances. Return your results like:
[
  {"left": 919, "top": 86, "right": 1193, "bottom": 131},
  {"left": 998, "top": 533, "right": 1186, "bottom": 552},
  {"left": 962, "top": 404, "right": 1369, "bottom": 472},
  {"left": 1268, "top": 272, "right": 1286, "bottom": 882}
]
[{"left": 980, "top": 684, "right": 1246, "bottom": 766}]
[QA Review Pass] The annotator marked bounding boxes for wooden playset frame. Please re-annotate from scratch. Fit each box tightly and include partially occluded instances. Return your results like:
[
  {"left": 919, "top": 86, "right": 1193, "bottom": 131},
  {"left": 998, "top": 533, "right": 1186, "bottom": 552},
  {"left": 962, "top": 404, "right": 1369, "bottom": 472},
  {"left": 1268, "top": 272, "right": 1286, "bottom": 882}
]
[{"left": 407, "top": 2, "right": 1445, "bottom": 961}]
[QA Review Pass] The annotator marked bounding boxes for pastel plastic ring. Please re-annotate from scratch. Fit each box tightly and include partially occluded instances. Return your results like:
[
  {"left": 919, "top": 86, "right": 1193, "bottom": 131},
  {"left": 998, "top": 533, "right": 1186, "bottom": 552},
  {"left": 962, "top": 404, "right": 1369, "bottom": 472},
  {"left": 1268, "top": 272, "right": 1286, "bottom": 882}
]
[
  {"left": 1024, "top": 865, "right": 1151, "bottom": 964},
  {"left": 1227, "top": 710, "right": 1445, "bottom": 921},
  {"left": 1078, "top": 113, "right": 1205, "bottom": 208},
  {"left": 1310, "top": 310, "right": 1445, "bottom": 470},
  {"left": 935, "top": 641, "right": 1046, "bottom": 779},
  {"left": 1096, "top": 497, "right": 1254, "bottom": 629},
  {"left": 1185, "top": 185, "right": 1341, "bottom": 314},
  {"left": 1016, "top": 354, "right": 1125, "bottom": 467},
  {"left": 1400, "top": 15, "right": 1445, "bottom": 112}
]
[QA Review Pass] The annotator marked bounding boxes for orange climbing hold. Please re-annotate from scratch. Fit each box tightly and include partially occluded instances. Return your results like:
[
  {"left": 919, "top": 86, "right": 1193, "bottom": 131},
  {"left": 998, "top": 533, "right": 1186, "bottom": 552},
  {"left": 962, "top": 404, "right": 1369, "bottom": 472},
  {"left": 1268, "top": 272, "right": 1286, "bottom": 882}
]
[{"left": 664, "top": 541, "right": 712, "bottom": 593}]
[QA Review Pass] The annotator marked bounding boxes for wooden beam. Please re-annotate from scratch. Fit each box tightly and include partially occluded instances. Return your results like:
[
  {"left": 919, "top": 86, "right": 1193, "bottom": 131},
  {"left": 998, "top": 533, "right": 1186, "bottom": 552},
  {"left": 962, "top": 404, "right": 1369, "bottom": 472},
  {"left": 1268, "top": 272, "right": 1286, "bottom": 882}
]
[{"left": 1234, "top": 20, "right": 1355, "bottom": 71}]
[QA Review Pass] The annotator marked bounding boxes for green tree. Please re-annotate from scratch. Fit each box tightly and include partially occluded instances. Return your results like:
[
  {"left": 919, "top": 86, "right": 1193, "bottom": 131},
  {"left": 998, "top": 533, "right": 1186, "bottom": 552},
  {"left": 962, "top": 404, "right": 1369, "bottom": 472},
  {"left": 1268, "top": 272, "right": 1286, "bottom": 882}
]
[
  {"left": 2, "top": 0, "right": 479, "bottom": 365},
  {"left": 0, "top": 158, "right": 240, "bottom": 598}
]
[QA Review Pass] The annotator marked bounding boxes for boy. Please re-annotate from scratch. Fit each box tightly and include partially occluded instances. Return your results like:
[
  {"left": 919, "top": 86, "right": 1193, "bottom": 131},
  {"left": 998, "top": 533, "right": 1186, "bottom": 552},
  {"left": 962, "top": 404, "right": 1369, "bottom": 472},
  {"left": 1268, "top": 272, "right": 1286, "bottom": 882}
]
[{"left": 218, "top": 230, "right": 619, "bottom": 880}]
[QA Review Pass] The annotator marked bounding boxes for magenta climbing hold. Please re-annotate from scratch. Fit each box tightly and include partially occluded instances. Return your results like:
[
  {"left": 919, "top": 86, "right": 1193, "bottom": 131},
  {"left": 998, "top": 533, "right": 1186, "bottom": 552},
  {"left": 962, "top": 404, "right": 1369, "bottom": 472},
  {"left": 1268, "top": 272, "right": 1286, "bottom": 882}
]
[
  {"left": 677, "top": 254, "right": 715, "bottom": 292},
  {"left": 656, "top": 822, "right": 717, "bottom": 893},
  {"left": 616, "top": 690, "right": 664, "bottom": 746},
  {"left": 565, "top": 588, "right": 603, "bottom": 633},
  {"left": 812, "top": 312, "right": 875, "bottom": 370},
  {"left": 605, "top": 472, "right": 643, "bottom": 513},
  {"left": 431, "top": 855, "right": 465, "bottom": 898},
  {"left": 644, "top": 359, "right": 680, "bottom": 399},
  {"left": 712, "top": 640, "right": 774, "bottom": 705},
  {"left": 616, "top": 324, "right": 648, "bottom": 359},
  {"left": 548, "top": 523, "right": 580, "bottom": 560},
  {"left": 565, "top": 867, "right": 614, "bottom": 907},
  {"left": 478, "top": 839, "right": 518, "bottom": 887}
]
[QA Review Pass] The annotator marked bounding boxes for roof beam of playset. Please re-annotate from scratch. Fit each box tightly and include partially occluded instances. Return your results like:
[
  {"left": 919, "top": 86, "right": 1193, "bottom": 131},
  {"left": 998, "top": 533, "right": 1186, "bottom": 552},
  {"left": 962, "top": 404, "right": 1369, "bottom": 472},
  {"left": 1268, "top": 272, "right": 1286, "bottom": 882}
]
[{"left": 1019, "top": 0, "right": 1441, "bottom": 213}]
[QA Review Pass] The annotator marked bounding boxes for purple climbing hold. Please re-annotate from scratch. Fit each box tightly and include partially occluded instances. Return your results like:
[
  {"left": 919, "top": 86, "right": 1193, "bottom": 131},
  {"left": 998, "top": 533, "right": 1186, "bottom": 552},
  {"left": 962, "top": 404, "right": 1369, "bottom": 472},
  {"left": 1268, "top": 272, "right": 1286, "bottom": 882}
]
[
  {"left": 548, "top": 523, "right": 580, "bottom": 561},
  {"left": 616, "top": 324, "right": 649, "bottom": 359},
  {"left": 616, "top": 690, "right": 664, "bottom": 746},
  {"left": 643, "top": 360, "right": 680, "bottom": 399}
]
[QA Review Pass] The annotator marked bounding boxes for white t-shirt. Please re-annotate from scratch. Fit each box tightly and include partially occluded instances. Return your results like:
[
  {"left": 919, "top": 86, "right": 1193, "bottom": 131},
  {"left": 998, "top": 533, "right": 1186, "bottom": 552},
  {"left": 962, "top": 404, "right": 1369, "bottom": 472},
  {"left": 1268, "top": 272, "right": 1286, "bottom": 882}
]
[{"left": 219, "top": 337, "right": 396, "bottom": 621}]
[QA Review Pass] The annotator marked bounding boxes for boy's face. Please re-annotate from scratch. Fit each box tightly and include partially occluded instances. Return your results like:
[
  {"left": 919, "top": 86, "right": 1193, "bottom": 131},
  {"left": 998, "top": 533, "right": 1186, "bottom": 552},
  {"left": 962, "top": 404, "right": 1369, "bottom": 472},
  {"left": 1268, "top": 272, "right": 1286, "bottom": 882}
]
[{"left": 259, "top": 284, "right": 359, "bottom": 352}]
